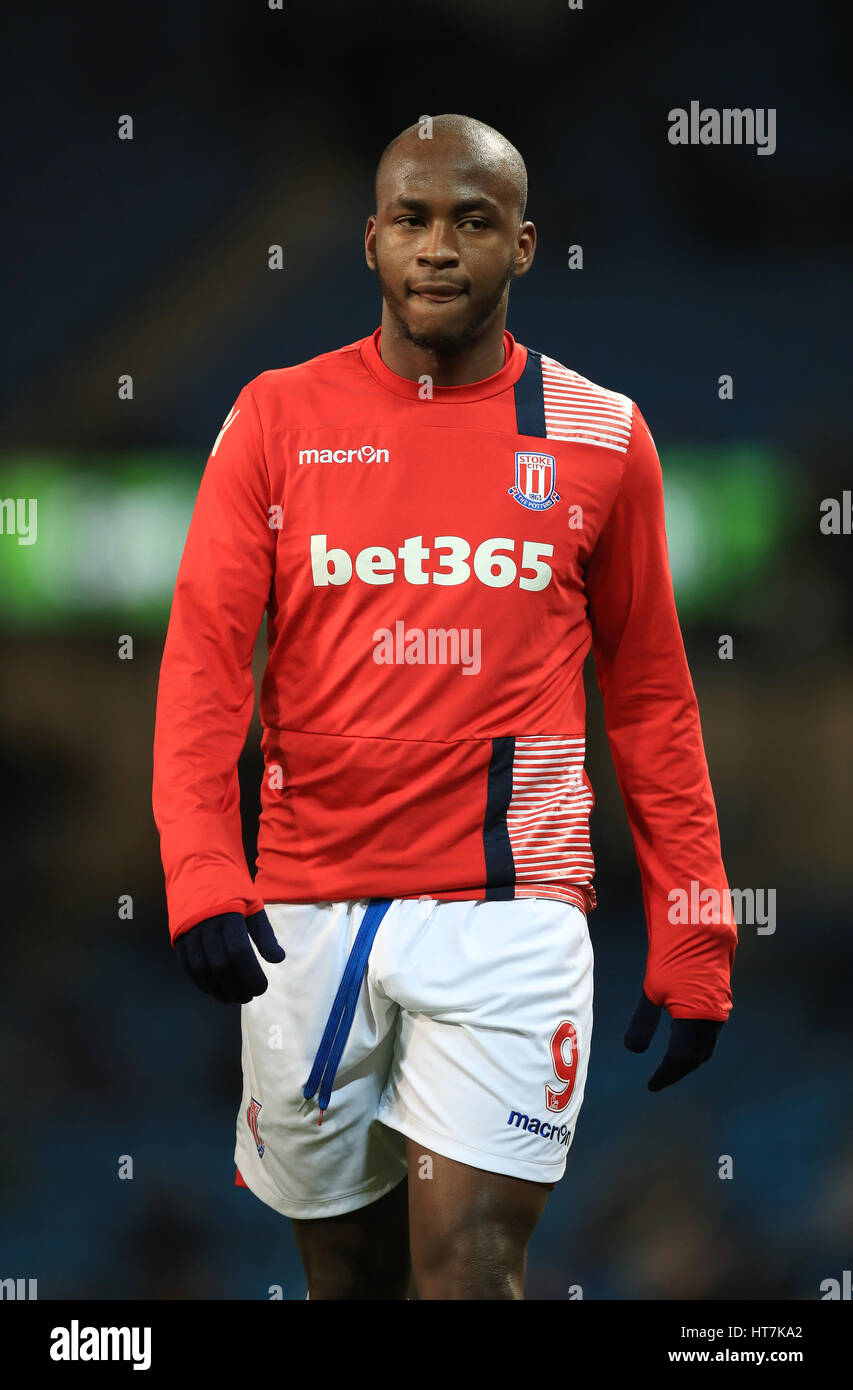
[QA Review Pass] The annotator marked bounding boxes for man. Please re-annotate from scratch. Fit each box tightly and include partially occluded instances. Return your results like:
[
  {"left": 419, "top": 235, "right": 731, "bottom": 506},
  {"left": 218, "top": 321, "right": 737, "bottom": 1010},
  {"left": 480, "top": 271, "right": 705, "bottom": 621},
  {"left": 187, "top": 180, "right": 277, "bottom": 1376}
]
[{"left": 152, "top": 113, "right": 736, "bottom": 1300}]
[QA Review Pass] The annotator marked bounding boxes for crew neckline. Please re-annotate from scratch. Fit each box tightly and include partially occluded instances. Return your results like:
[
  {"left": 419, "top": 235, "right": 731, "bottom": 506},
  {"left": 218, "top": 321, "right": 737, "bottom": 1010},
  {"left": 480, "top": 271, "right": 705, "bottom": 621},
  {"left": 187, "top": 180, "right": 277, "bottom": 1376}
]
[{"left": 359, "top": 326, "right": 527, "bottom": 402}]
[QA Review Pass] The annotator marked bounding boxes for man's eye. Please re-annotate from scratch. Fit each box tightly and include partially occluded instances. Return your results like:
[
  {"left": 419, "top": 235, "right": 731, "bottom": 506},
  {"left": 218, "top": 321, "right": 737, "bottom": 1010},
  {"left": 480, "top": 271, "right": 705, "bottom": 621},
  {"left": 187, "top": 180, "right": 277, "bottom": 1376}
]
[
  {"left": 396, "top": 217, "right": 422, "bottom": 227},
  {"left": 460, "top": 218, "right": 488, "bottom": 230}
]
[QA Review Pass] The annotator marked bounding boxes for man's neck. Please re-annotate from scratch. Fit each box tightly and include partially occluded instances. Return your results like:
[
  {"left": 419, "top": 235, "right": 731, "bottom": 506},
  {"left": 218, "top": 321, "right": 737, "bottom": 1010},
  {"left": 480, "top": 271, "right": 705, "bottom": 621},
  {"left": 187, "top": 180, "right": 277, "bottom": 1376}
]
[{"left": 377, "top": 309, "right": 508, "bottom": 387}]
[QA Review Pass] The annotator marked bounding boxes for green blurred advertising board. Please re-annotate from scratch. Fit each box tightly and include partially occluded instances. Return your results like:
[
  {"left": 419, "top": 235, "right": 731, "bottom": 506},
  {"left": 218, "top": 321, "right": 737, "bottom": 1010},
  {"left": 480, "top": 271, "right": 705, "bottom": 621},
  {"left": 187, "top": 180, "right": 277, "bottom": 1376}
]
[{"left": 0, "top": 447, "right": 796, "bottom": 632}]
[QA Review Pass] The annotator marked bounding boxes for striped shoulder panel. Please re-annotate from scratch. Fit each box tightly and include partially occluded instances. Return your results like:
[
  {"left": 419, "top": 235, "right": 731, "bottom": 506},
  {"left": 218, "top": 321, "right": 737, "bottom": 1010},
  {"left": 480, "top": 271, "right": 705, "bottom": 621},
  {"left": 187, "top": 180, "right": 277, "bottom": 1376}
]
[{"left": 514, "top": 348, "right": 634, "bottom": 453}]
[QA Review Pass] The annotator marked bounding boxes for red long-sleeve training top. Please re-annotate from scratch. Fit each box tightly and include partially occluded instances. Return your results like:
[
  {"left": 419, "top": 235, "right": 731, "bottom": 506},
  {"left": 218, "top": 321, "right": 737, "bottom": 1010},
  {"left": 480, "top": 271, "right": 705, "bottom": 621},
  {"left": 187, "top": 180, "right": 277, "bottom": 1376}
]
[{"left": 152, "top": 327, "right": 736, "bottom": 1019}]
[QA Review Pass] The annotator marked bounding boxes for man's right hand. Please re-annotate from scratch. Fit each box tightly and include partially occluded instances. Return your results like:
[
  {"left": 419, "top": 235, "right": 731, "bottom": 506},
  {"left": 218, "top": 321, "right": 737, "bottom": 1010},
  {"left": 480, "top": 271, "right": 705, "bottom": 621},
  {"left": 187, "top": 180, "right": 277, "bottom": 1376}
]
[{"left": 174, "top": 910, "right": 286, "bottom": 1003}]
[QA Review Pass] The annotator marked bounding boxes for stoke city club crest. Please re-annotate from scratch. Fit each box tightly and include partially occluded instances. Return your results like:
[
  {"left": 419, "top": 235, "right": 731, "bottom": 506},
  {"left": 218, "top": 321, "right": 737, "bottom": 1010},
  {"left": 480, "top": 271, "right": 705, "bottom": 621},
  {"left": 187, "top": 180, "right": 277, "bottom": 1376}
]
[{"left": 509, "top": 451, "right": 560, "bottom": 511}]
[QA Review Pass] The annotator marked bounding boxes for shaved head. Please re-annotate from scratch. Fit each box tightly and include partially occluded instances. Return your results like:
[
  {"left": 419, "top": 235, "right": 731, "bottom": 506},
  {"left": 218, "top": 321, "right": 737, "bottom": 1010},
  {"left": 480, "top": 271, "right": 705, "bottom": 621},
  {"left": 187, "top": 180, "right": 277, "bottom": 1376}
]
[{"left": 375, "top": 113, "right": 528, "bottom": 222}]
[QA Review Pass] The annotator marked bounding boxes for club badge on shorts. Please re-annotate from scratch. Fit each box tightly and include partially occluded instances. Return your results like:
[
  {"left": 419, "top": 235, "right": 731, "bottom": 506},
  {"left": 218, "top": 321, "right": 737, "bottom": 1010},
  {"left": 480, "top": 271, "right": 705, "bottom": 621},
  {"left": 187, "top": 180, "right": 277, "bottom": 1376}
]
[
  {"left": 509, "top": 451, "right": 560, "bottom": 511},
  {"left": 247, "top": 1096, "right": 265, "bottom": 1157}
]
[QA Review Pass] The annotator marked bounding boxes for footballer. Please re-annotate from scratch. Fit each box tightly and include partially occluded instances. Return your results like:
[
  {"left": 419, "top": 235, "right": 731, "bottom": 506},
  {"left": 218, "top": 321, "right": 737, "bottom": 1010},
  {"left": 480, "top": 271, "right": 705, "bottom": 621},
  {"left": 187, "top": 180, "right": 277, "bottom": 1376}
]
[{"left": 152, "top": 114, "right": 737, "bottom": 1300}]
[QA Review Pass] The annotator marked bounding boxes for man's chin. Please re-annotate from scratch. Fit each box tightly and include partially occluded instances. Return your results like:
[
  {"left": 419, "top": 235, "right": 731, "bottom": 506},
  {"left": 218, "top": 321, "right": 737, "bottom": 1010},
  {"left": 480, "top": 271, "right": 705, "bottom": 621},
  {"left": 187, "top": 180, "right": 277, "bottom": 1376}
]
[
  {"left": 402, "top": 325, "right": 473, "bottom": 354},
  {"left": 399, "top": 304, "right": 482, "bottom": 355}
]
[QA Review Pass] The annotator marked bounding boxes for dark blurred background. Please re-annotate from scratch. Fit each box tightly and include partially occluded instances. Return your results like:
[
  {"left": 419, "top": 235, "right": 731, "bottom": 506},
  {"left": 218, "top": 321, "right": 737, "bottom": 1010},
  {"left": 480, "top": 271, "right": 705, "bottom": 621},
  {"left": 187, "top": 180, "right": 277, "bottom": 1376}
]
[{"left": 1, "top": 0, "right": 851, "bottom": 1300}]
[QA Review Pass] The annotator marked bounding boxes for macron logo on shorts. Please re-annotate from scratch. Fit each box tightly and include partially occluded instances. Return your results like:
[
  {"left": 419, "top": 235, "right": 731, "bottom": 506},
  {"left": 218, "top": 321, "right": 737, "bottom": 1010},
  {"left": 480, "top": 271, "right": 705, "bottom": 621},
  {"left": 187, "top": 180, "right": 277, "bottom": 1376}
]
[{"left": 507, "top": 1108, "right": 571, "bottom": 1148}]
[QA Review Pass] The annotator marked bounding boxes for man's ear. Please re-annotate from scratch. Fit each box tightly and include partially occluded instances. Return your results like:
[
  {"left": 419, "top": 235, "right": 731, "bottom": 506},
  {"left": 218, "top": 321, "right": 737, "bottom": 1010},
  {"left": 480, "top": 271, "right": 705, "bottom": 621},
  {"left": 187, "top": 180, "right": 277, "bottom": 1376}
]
[
  {"left": 512, "top": 221, "right": 536, "bottom": 280},
  {"left": 365, "top": 214, "right": 377, "bottom": 270}
]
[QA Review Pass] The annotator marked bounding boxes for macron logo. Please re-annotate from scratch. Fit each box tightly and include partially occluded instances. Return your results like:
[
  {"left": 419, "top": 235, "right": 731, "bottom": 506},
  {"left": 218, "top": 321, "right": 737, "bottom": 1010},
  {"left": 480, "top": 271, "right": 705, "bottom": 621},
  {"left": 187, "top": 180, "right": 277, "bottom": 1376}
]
[
  {"left": 50, "top": 1320, "right": 151, "bottom": 1371},
  {"left": 299, "top": 445, "right": 390, "bottom": 465},
  {"left": 507, "top": 1109, "right": 572, "bottom": 1148}
]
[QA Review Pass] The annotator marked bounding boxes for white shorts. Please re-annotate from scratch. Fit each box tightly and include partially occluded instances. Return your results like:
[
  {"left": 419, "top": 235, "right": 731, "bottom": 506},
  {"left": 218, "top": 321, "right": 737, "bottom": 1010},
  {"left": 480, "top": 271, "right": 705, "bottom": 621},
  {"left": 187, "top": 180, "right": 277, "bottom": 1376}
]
[{"left": 234, "top": 895, "right": 594, "bottom": 1220}]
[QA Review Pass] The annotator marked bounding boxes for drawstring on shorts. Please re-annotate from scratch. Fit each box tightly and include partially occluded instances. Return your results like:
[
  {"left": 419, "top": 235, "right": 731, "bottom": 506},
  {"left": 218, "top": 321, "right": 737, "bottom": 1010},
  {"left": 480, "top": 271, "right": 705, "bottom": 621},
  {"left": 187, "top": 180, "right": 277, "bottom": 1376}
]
[{"left": 302, "top": 898, "right": 392, "bottom": 1125}]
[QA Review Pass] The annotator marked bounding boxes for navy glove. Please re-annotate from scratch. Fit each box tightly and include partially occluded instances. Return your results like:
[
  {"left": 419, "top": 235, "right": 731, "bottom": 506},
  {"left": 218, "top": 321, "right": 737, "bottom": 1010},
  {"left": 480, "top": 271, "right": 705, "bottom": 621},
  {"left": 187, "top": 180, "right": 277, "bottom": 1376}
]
[
  {"left": 175, "top": 910, "right": 286, "bottom": 1003},
  {"left": 624, "top": 989, "right": 724, "bottom": 1091}
]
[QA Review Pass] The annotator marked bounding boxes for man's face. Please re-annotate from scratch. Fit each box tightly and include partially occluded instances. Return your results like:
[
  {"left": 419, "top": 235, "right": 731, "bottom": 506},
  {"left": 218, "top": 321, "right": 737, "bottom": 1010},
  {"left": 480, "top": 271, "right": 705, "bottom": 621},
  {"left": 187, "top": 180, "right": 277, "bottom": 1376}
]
[{"left": 366, "top": 139, "right": 534, "bottom": 354}]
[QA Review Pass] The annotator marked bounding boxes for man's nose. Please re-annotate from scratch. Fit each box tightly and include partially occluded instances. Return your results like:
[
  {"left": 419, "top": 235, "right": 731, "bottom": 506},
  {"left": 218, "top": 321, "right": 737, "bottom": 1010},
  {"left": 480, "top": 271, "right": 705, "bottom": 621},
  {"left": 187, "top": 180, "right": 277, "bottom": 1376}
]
[{"left": 416, "top": 222, "right": 460, "bottom": 263}]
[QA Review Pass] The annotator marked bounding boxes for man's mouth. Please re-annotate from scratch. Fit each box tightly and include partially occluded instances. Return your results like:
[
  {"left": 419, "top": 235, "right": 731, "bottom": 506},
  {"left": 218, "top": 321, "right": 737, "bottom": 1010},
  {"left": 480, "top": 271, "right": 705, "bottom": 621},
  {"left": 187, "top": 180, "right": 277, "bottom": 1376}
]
[{"left": 409, "top": 284, "right": 466, "bottom": 304}]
